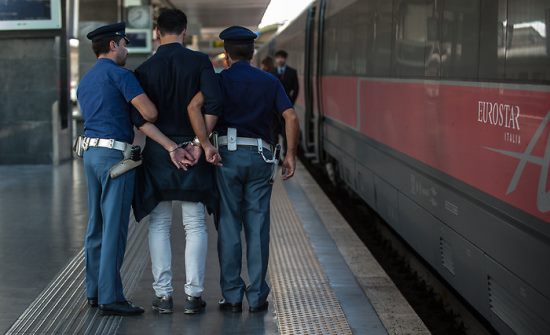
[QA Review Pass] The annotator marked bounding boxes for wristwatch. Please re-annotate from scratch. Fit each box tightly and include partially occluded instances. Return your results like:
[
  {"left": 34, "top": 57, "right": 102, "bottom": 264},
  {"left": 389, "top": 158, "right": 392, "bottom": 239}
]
[{"left": 192, "top": 137, "right": 201, "bottom": 147}]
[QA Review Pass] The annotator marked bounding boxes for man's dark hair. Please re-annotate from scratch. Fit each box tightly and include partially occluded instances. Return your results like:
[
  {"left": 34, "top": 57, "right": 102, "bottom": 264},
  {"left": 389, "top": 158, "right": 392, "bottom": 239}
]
[
  {"left": 92, "top": 35, "right": 123, "bottom": 57},
  {"left": 275, "top": 50, "right": 288, "bottom": 58},
  {"left": 157, "top": 9, "right": 187, "bottom": 36},
  {"left": 261, "top": 56, "right": 275, "bottom": 70},
  {"left": 224, "top": 41, "right": 254, "bottom": 61}
]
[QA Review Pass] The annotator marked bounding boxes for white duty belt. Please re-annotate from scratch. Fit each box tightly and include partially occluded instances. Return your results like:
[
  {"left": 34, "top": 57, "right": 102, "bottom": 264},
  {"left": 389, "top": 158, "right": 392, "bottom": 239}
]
[
  {"left": 83, "top": 137, "right": 128, "bottom": 152},
  {"left": 218, "top": 136, "right": 272, "bottom": 151}
]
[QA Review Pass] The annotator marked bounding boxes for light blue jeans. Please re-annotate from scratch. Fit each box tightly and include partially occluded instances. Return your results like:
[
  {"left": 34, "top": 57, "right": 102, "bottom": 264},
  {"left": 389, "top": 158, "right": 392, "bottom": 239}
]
[{"left": 148, "top": 201, "right": 207, "bottom": 298}]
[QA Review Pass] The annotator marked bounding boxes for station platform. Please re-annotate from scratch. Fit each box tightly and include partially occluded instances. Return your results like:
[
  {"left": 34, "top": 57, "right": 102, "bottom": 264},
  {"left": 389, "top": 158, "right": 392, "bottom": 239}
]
[{"left": 0, "top": 160, "right": 429, "bottom": 335}]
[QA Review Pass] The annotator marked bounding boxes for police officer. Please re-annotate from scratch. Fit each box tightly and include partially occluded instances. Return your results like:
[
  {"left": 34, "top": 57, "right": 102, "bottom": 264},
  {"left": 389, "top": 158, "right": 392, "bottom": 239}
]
[
  {"left": 77, "top": 22, "right": 158, "bottom": 316},
  {"left": 188, "top": 26, "right": 300, "bottom": 313}
]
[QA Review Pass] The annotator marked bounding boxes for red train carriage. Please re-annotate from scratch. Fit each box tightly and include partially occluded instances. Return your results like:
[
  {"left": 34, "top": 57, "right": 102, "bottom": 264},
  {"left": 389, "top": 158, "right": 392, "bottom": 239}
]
[{"left": 257, "top": 1, "right": 550, "bottom": 334}]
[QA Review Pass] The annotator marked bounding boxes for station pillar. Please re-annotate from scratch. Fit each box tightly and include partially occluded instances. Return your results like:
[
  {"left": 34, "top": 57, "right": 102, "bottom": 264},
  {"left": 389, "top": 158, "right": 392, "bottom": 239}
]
[{"left": 0, "top": 0, "right": 73, "bottom": 164}]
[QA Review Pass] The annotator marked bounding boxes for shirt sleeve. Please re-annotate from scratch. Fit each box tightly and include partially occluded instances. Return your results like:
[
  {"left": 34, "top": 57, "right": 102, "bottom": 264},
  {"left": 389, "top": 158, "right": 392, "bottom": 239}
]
[
  {"left": 199, "top": 55, "right": 223, "bottom": 116},
  {"left": 116, "top": 70, "right": 145, "bottom": 103},
  {"left": 275, "top": 80, "right": 293, "bottom": 115},
  {"left": 130, "top": 105, "right": 147, "bottom": 128},
  {"left": 128, "top": 68, "right": 147, "bottom": 127}
]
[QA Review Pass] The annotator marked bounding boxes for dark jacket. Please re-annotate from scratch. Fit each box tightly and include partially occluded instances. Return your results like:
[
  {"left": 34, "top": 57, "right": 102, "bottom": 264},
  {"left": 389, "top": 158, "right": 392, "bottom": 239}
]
[
  {"left": 131, "top": 43, "right": 223, "bottom": 222},
  {"left": 276, "top": 65, "right": 299, "bottom": 105}
]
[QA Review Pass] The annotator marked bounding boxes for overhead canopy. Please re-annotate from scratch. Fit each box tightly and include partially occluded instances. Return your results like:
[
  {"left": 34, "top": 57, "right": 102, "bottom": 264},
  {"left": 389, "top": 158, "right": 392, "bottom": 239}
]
[{"left": 158, "top": 0, "right": 271, "bottom": 30}]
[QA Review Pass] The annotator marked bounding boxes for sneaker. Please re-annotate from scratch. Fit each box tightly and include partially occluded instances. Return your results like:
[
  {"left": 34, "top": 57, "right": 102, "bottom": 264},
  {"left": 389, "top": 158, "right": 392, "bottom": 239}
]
[
  {"left": 184, "top": 295, "right": 206, "bottom": 314},
  {"left": 152, "top": 295, "right": 173, "bottom": 314}
]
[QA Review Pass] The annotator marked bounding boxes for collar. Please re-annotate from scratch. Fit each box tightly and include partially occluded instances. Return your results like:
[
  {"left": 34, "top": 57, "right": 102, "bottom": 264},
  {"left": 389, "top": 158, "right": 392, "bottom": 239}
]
[
  {"left": 157, "top": 42, "right": 183, "bottom": 52},
  {"left": 97, "top": 58, "right": 117, "bottom": 65},
  {"left": 231, "top": 60, "right": 251, "bottom": 68}
]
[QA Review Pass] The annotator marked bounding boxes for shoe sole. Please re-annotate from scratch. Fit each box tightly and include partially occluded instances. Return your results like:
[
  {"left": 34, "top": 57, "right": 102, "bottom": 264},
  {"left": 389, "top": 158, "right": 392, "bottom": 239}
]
[
  {"left": 249, "top": 302, "right": 269, "bottom": 313},
  {"left": 152, "top": 306, "right": 173, "bottom": 314},
  {"left": 249, "top": 308, "right": 268, "bottom": 313},
  {"left": 183, "top": 305, "right": 206, "bottom": 315},
  {"left": 99, "top": 310, "right": 144, "bottom": 316},
  {"left": 183, "top": 309, "right": 202, "bottom": 314},
  {"left": 219, "top": 306, "right": 242, "bottom": 313}
]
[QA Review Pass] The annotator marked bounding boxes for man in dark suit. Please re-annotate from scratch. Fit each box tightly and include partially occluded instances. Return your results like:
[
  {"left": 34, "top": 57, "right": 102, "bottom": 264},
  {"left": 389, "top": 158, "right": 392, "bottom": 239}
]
[
  {"left": 274, "top": 50, "right": 299, "bottom": 105},
  {"left": 274, "top": 50, "right": 299, "bottom": 154}
]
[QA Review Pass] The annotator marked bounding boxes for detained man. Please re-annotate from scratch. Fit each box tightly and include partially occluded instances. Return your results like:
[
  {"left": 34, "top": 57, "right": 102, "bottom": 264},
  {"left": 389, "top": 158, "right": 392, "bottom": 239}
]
[{"left": 130, "top": 9, "right": 223, "bottom": 315}]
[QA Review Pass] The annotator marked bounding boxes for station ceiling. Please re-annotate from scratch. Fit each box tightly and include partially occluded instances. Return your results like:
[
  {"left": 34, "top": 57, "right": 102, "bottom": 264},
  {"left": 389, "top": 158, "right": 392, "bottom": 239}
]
[{"left": 158, "top": 0, "right": 271, "bottom": 30}]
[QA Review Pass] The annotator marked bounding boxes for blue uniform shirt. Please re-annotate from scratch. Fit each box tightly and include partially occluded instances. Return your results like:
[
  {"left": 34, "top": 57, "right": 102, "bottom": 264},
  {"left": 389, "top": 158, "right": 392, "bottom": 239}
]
[
  {"left": 217, "top": 61, "right": 293, "bottom": 145},
  {"left": 77, "top": 58, "right": 144, "bottom": 143}
]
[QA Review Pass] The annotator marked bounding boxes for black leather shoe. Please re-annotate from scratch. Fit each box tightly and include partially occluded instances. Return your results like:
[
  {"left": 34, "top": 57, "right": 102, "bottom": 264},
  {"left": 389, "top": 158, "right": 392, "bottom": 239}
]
[
  {"left": 249, "top": 301, "right": 269, "bottom": 313},
  {"left": 99, "top": 301, "right": 145, "bottom": 316},
  {"left": 218, "top": 299, "right": 242, "bottom": 313},
  {"left": 87, "top": 298, "right": 98, "bottom": 308}
]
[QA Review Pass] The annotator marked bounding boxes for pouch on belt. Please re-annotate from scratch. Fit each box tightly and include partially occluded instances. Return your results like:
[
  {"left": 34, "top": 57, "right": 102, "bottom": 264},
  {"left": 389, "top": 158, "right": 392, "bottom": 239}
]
[
  {"left": 269, "top": 144, "right": 282, "bottom": 184},
  {"left": 109, "top": 145, "right": 142, "bottom": 178},
  {"left": 73, "top": 135, "right": 85, "bottom": 158}
]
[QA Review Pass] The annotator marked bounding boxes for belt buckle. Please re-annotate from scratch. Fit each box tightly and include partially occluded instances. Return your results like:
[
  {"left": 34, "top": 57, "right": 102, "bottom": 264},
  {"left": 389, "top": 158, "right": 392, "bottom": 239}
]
[{"left": 227, "top": 128, "right": 237, "bottom": 151}]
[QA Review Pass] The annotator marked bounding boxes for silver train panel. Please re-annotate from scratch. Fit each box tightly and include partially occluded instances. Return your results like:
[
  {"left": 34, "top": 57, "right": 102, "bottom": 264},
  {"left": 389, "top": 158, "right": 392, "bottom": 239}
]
[{"left": 323, "top": 118, "right": 550, "bottom": 334}]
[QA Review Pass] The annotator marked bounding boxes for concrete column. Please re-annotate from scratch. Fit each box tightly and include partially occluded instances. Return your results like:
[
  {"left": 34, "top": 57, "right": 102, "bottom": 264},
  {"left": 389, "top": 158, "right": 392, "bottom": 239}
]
[
  {"left": 78, "top": 0, "right": 120, "bottom": 76},
  {"left": 78, "top": 0, "right": 151, "bottom": 72},
  {"left": 0, "top": 0, "right": 72, "bottom": 164}
]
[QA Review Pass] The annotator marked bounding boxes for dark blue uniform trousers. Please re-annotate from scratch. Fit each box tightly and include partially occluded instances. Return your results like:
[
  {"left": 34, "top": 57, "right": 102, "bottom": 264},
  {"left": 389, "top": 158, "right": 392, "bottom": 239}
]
[
  {"left": 216, "top": 146, "right": 273, "bottom": 308},
  {"left": 83, "top": 147, "right": 135, "bottom": 305}
]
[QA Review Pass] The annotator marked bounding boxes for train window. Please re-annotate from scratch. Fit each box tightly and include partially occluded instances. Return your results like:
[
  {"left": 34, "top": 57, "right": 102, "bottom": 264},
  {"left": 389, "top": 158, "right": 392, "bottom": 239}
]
[
  {"left": 323, "top": 14, "right": 339, "bottom": 75},
  {"left": 352, "top": 1, "right": 370, "bottom": 76},
  {"left": 322, "top": 2, "right": 357, "bottom": 75},
  {"left": 322, "top": 0, "right": 338, "bottom": 76},
  {"left": 504, "top": 0, "right": 550, "bottom": 83},
  {"left": 478, "top": 0, "right": 507, "bottom": 81},
  {"left": 393, "top": 0, "right": 441, "bottom": 78},
  {"left": 367, "top": 0, "right": 394, "bottom": 76},
  {"left": 322, "top": 0, "right": 374, "bottom": 76},
  {"left": 440, "top": 0, "right": 481, "bottom": 80},
  {"left": 288, "top": 35, "right": 305, "bottom": 76}
]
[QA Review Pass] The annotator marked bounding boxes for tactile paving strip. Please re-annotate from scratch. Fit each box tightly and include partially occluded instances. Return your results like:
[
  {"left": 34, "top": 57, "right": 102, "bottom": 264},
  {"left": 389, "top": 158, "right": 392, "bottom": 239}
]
[
  {"left": 6, "top": 214, "right": 149, "bottom": 335},
  {"left": 269, "top": 180, "right": 353, "bottom": 335}
]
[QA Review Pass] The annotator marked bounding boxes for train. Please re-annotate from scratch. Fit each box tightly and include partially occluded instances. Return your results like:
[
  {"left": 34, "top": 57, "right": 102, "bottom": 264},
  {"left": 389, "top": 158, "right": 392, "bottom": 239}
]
[{"left": 256, "top": 0, "right": 550, "bottom": 334}]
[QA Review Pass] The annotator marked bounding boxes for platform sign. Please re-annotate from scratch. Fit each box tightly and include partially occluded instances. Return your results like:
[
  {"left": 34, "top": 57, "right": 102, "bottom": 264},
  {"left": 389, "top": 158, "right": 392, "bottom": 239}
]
[{"left": 0, "top": 0, "right": 61, "bottom": 30}]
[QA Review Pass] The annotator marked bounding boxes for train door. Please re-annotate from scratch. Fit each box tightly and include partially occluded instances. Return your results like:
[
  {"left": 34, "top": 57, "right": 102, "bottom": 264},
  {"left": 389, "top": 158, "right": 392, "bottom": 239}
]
[{"left": 303, "top": 0, "right": 326, "bottom": 163}]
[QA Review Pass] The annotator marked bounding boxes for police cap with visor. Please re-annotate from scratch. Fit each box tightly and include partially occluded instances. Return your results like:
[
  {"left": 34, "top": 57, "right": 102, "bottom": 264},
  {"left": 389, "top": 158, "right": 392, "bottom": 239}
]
[
  {"left": 86, "top": 22, "right": 129, "bottom": 44},
  {"left": 219, "top": 26, "right": 257, "bottom": 45}
]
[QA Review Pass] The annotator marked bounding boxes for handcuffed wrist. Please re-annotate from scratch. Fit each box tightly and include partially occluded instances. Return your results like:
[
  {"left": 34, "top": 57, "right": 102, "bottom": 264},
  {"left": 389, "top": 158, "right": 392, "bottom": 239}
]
[
  {"left": 191, "top": 137, "right": 201, "bottom": 147},
  {"left": 169, "top": 141, "right": 189, "bottom": 152}
]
